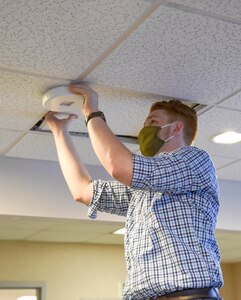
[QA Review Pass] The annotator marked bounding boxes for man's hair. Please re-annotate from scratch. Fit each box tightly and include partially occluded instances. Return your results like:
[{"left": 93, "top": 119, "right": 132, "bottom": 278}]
[{"left": 150, "top": 99, "right": 197, "bottom": 145}]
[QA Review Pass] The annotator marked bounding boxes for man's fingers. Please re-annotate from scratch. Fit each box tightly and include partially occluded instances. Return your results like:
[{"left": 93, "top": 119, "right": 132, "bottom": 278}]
[{"left": 69, "top": 84, "right": 86, "bottom": 93}]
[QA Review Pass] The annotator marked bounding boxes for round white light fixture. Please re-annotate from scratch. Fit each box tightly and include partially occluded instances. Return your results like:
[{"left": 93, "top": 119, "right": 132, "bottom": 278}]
[
  {"left": 212, "top": 131, "right": 241, "bottom": 144},
  {"left": 42, "top": 86, "right": 83, "bottom": 117}
]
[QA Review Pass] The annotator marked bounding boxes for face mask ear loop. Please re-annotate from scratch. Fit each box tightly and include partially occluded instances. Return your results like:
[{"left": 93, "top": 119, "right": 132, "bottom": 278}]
[
  {"left": 164, "top": 135, "right": 175, "bottom": 142},
  {"left": 161, "top": 121, "right": 176, "bottom": 129}
]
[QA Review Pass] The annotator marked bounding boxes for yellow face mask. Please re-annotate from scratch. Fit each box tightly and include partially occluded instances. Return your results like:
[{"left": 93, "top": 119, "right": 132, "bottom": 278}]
[{"left": 138, "top": 123, "right": 175, "bottom": 157}]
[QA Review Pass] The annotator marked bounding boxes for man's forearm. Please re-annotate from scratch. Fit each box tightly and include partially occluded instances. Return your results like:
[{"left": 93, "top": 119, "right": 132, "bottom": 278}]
[
  {"left": 52, "top": 128, "right": 93, "bottom": 205},
  {"left": 87, "top": 116, "right": 133, "bottom": 186}
]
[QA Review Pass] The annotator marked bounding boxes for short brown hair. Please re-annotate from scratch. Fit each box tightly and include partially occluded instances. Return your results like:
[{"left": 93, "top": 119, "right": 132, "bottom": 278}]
[{"left": 150, "top": 99, "right": 197, "bottom": 145}]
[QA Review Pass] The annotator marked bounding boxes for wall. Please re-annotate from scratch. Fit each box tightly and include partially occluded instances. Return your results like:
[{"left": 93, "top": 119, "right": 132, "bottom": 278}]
[
  {"left": 1, "top": 156, "right": 241, "bottom": 231},
  {"left": 233, "top": 262, "right": 241, "bottom": 300},
  {"left": 220, "top": 263, "right": 235, "bottom": 300},
  {"left": 0, "top": 241, "right": 240, "bottom": 300},
  {"left": 0, "top": 241, "right": 126, "bottom": 300}
]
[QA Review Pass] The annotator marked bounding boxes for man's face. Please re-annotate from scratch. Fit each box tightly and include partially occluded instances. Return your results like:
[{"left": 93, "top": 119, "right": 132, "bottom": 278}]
[
  {"left": 144, "top": 109, "right": 170, "bottom": 127},
  {"left": 144, "top": 109, "right": 176, "bottom": 143}
]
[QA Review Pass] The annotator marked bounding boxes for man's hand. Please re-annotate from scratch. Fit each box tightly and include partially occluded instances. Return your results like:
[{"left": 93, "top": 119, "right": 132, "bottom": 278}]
[
  {"left": 69, "top": 84, "right": 99, "bottom": 117},
  {"left": 44, "top": 111, "right": 78, "bottom": 135}
]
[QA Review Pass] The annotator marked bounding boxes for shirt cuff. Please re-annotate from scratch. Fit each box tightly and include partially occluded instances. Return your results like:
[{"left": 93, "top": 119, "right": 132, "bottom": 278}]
[{"left": 87, "top": 180, "right": 101, "bottom": 219}]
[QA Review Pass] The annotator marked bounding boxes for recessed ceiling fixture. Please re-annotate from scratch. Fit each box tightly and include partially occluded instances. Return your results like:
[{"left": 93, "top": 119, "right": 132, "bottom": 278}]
[
  {"left": 212, "top": 131, "right": 241, "bottom": 144},
  {"left": 113, "top": 228, "right": 125, "bottom": 235}
]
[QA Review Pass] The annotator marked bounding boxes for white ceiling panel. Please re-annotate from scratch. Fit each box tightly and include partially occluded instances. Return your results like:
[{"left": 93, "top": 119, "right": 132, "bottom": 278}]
[
  {"left": 0, "top": 0, "right": 149, "bottom": 79},
  {"left": 220, "top": 90, "right": 241, "bottom": 110},
  {"left": 0, "top": 215, "right": 56, "bottom": 230},
  {"left": 6, "top": 131, "right": 99, "bottom": 164},
  {"left": 26, "top": 230, "right": 100, "bottom": 243},
  {"left": 217, "top": 160, "right": 241, "bottom": 181},
  {"left": 170, "top": 0, "right": 241, "bottom": 20},
  {"left": 0, "top": 228, "right": 38, "bottom": 240},
  {"left": 86, "top": 5, "right": 241, "bottom": 103},
  {"left": 0, "top": 70, "right": 68, "bottom": 130},
  {"left": 94, "top": 86, "right": 161, "bottom": 136},
  {"left": 47, "top": 219, "right": 123, "bottom": 234},
  {"left": 1, "top": 215, "right": 241, "bottom": 261},
  {"left": 6, "top": 131, "right": 139, "bottom": 164},
  {"left": 0, "top": 129, "right": 22, "bottom": 155},
  {"left": 217, "top": 229, "right": 241, "bottom": 262},
  {"left": 86, "top": 233, "right": 124, "bottom": 245},
  {"left": 194, "top": 107, "right": 241, "bottom": 159},
  {"left": 210, "top": 155, "right": 238, "bottom": 170}
]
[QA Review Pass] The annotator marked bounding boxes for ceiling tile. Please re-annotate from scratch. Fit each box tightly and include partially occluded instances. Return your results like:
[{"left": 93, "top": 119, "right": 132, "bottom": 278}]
[
  {"left": 194, "top": 107, "right": 241, "bottom": 160},
  {"left": 86, "top": 5, "right": 241, "bottom": 103},
  {"left": 220, "top": 90, "right": 241, "bottom": 110},
  {"left": 216, "top": 229, "right": 241, "bottom": 241},
  {"left": 170, "top": 0, "right": 241, "bottom": 20},
  {"left": 217, "top": 160, "right": 241, "bottom": 181},
  {"left": 86, "top": 233, "right": 124, "bottom": 245},
  {"left": 0, "top": 129, "right": 22, "bottom": 154},
  {"left": 210, "top": 155, "right": 238, "bottom": 170},
  {"left": 26, "top": 230, "right": 100, "bottom": 243},
  {"left": 6, "top": 131, "right": 139, "bottom": 164},
  {"left": 0, "top": 215, "right": 56, "bottom": 230},
  {"left": 6, "top": 131, "right": 97, "bottom": 164},
  {"left": 0, "top": 0, "right": 149, "bottom": 78},
  {"left": 47, "top": 219, "right": 124, "bottom": 234},
  {"left": 0, "top": 228, "right": 37, "bottom": 240},
  {"left": 0, "top": 70, "right": 68, "bottom": 130}
]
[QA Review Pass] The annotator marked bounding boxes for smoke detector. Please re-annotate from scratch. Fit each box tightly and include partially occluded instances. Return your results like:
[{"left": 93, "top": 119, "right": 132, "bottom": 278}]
[{"left": 42, "top": 86, "right": 83, "bottom": 117}]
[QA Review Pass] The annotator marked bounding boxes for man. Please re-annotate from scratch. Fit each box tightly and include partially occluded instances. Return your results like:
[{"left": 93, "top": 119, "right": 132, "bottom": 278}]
[{"left": 45, "top": 84, "right": 223, "bottom": 299}]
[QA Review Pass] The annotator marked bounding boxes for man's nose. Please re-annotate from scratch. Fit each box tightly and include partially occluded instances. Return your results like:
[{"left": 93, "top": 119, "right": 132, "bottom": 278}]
[{"left": 144, "top": 119, "right": 154, "bottom": 126}]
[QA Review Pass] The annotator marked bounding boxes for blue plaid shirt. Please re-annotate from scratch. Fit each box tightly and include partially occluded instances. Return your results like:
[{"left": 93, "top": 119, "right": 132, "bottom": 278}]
[{"left": 88, "top": 146, "right": 223, "bottom": 299}]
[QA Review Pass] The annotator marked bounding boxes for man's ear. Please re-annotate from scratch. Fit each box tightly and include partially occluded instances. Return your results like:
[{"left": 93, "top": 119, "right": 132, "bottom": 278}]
[{"left": 174, "top": 121, "right": 184, "bottom": 135}]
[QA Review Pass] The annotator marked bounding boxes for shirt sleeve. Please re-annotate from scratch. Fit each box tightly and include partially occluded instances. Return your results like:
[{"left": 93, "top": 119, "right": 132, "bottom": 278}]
[
  {"left": 131, "top": 146, "right": 217, "bottom": 194},
  {"left": 88, "top": 179, "right": 133, "bottom": 219}
]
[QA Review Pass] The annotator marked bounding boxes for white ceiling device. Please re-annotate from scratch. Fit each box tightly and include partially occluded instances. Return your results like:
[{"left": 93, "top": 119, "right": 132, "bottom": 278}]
[{"left": 42, "top": 86, "right": 83, "bottom": 118}]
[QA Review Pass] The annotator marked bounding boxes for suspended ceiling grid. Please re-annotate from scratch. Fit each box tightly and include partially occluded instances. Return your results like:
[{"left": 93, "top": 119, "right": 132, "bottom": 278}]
[
  {"left": 1, "top": 0, "right": 241, "bottom": 180},
  {"left": 1, "top": 0, "right": 241, "bottom": 254},
  {"left": 0, "top": 215, "right": 241, "bottom": 263}
]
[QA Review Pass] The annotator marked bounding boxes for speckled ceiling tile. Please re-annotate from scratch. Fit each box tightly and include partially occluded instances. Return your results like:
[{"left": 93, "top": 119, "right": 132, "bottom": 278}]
[
  {"left": 0, "top": 0, "right": 149, "bottom": 79},
  {"left": 86, "top": 5, "right": 241, "bottom": 103},
  {"left": 6, "top": 130, "right": 139, "bottom": 164},
  {"left": 169, "top": 0, "right": 241, "bottom": 20},
  {"left": 217, "top": 160, "right": 241, "bottom": 181},
  {"left": 220, "top": 90, "right": 241, "bottom": 110},
  {"left": 194, "top": 107, "right": 241, "bottom": 159},
  {"left": 0, "top": 129, "right": 22, "bottom": 155},
  {"left": 0, "top": 70, "right": 68, "bottom": 130},
  {"left": 211, "top": 155, "right": 238, "bottom": 170},
  {"left": 86, "top": 85, "right": 164, "bottom": 136}
]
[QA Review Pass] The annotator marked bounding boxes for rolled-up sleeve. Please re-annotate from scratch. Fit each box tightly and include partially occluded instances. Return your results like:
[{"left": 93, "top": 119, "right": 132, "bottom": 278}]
[{"left": 88, "top": 179, "right": 133, "bottom": 219}]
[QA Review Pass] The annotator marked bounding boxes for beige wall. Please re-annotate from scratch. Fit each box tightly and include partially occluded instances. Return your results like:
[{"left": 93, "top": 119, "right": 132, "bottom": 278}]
[
  {"left": 0, "top": 241, "right": 240, "bottom": 300},
  {"left": 219, "top": 262, "right": 241, "bottom": 300},
  {"left": 0, "top": 241, "right": 126, "bottom": 300},
  {"left": 220, "top": 263, "right": 235, "bottom": 300}
]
